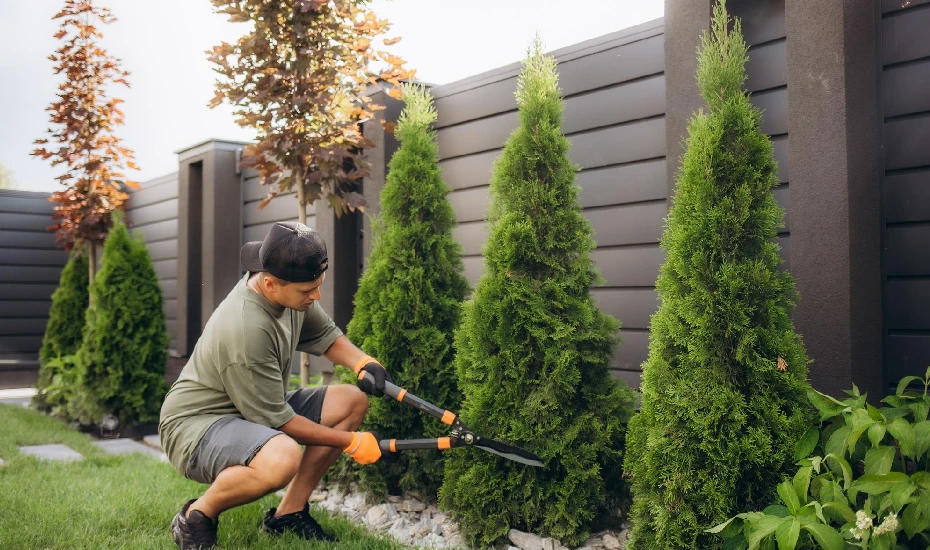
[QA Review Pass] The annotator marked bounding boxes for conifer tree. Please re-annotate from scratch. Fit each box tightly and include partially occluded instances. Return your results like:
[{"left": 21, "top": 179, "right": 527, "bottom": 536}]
[
  {"left": 75, "top": 215, "right": 168, "bottom": 425},
  {"left": 34, "top": 251, "right": 89, "bottom": 412},
  {"left": 623, "top": 3, "right": 813, "bottom": 548},
  {"left": 338, "top": 83, "right": 468, "bottom": 499},
  {"left": 438, "top": 40, "right": 636, "bottom": 548}
]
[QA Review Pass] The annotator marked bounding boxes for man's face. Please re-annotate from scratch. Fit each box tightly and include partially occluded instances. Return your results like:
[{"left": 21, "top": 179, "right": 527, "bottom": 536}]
[{"left": 267, "top": 272, "right": 325, "bottom": 311}]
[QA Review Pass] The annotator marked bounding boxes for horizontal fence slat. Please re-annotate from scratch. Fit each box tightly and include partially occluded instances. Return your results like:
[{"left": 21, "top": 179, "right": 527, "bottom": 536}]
[
  {"left": 746, "top": 39, "right": 787, "bottom": 92},
  {"left": 730, "top": 0, "right": 787, "bottom": 45},
  {"left": 0, "top": 248, "right": 68, "bottom": 266},
  {"left": 611, "top": 329, "right": 650, "bottom": 373},
  {"left": 751, "top": 87, "right": 789, "bottom": 136},
  {"left": 146, "top": 239, "right": 178, "bottom": 262},
  {"left": 127, "top": 198, "right": 179, "bottom": 227},
  {"left": 243, "top": 195, "right": 301, "bottom": 227},
  {"left": 439, "top": 150, "right": 498, "bottom": 192},
  {"left": 0, "top": 283, "right": 58, "bottom": 301},
  {"left": 243, "top": 216, "right": 307, "bottom": 243},
  {"left": 883, "top": 0, "right": 930, "bottom": 13},
  {"left": 587, "top": 202, "right": 666, "bottom": 247},
  {"left": 883, "top": 58, "right": 930, "bottom": 118},
  {"left": 0, "top": 335, "right": 43, "bottom": 355},
  {"left": 883, "top": 6, "right": 930, "bottom": 65},
  {"left": 0, "top": 318, "right": 48, "bottom": 336},
  {"left": 886, "top": 279, "right": 930, "bottom": 329},
  {"left": 128, "top": 175, "right": 179, "bottom": 208},
  {"left": 0, "top": 213, "right": 54, "bottom": 232},
  {"left": 591, "top": 288, "right": 658, "bottom": 330},
  {"left": 592, "top": 245, "right": 665, "bottom": 288},
  {"left": 0, "top": 230, "right": 58, "bottom": 250},
  {"left": 0, "top": 195, "right": 55, "bottom": 216},
  {"left": 153, "top": 259, "right": 177, "bottom": 281},
  {"left": 161, "top": 279, "right": 177, "bottom": 301},
  {"left": 449, "top": 188, "right": 489, "bottom": 224},
  {"left": 772, "top": 135, "right": 790, "bottom": 184},
  {"left": 886, "top": 225, "right": 930, "bottom": 276},
  {"left": 569, "top": 118, "right": 666, "bottom": 170},
  {"left": 774, "top": 185, "right": 790, "bottom": 232},
  {"left": 163, "top": 299, "right": 177, "bottom": 320},
  {"left": 462, "top": 256, "right": 484, "bottom": 288},
  {"left": 887, "top": 333, "right": 930, "bottom": 382},
  {"left": 885, "top": 168, "right": 930, "bottom": 223},
  {"left": 0, "top": 300, "right": 51, "bottom": 317},
  {"left": 578, "top": 159, "right": 668, "bottom": 207},
  {"left": 885, "top": 113, "right": 930, "bottom": 171},
  {"left": 451, "top": 223, "right": 486, "bottom": 256},
  {"left": 612, "top": 368, "right": 643, "bottom": 390},
  {"left": 0, "top": 265, "right": 63, "bottom": 283},
  {"left": 130, "top": 219, "right": 178, "bottom": 243}
]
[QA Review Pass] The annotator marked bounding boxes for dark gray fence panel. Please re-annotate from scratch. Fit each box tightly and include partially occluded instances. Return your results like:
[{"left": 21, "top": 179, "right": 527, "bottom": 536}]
[
  {"left": 881, "top": 2, "right": 930, "bottom": 383},
  {"left": 0, "top": 190, "right": 64, "bottom": 384},
  {"left": 242, "top": 172, "right": 306, "bottom": 244},
  {"left": 127, "top": 172, "right": 180, "bottom": 352},
  {"left": 430, "top": 23, "right": 667, "bottom": 387}
]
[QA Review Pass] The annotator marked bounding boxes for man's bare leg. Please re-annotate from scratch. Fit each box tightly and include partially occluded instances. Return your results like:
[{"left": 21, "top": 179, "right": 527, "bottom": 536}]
[
  {"left": 187, "top": 434, "right": 303, "bottom": 521},
  {"left": 275, "top": 384, "right": 369, "bottom": 516}
]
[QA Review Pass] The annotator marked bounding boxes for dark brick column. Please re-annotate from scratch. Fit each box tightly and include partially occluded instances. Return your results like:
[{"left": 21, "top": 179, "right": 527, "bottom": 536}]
[{"left": 785, "top": 0, "right": 883, "bottom": 398}]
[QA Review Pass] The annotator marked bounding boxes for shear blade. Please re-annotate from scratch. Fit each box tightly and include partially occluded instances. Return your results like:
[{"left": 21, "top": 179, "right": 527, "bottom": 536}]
[{"left": 473, "top": 437, "right": 544, "bottom": 468}]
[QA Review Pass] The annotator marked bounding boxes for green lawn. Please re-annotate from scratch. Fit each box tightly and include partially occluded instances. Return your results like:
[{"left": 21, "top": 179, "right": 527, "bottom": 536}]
[{"left": 0, "top": 404, "right": 407, "bottom": 549}]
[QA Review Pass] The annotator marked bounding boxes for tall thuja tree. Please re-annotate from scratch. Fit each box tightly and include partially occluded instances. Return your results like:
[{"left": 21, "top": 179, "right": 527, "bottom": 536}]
[
  {"left": 623, "top": 3, "right": 814, "bottom": 548},
  {"left": 438, "top": 40, "right": 636, "bottom": 548},
  {"left": 32, "top": 1, "right": 139, "bottom": 284},
  {"left": 34, "top": 251, "right": 89, "bottom": 412},
  {"left": 75, "top": 215, "right": 168, "bottom": 425},
  {"left": 338, "top": 83, "right": 468, "bottom": 499}
]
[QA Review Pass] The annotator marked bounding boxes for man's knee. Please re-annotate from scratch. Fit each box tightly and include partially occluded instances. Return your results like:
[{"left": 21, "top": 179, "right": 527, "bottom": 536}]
[
  {"left": 250, "top": 434, "right": 302, "bottom": 489},
  {"left": 347, "top": 385, "right": 369, "bottom": 425}
]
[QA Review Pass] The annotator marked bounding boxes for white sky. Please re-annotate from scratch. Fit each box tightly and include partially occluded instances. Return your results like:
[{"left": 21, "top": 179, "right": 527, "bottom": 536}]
[{"left": 0, "top": 1, "right": 663, "bottom": 193}]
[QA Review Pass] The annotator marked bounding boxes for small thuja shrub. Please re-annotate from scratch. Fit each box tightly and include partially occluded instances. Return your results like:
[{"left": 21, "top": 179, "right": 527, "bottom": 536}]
[
  {"left": 35, "top": 250, "right": 88, "bottom": 413},
  {"left": 623, "top": 3, "right": 814, "bottom": 548},
  {"left": 336, "top": 83, "right": 468, "bottom": 499},
  {"left": 438, "top": 39, "right": 636, "bottom": 548},
  {"left": 74, "top": 214, "right": 168, "bottom": 425}
]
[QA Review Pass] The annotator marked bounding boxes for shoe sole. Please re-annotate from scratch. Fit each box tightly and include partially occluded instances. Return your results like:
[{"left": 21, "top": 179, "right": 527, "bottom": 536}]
[{"left": 170, "top": 514, "right": 182, "bottom": 548}]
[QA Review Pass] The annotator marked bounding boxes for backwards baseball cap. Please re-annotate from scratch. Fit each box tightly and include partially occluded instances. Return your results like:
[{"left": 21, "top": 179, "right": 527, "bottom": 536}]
[{"left": 240, "top": 222, "right": 329, "bottom": 283}]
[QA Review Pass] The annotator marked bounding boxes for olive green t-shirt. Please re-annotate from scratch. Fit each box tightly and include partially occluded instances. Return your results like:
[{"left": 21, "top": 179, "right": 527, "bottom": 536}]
[{"left": 158, "top": 273, "right": 342, "bottom": 476}]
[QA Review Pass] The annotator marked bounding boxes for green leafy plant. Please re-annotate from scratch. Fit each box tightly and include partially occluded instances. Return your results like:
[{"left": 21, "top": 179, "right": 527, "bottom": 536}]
[
  {"left": 74, "top": 214, "right": 168, "bottom": 426},
  {"left": 712, "top": 369, "right": 930, "bottom": 549},
  {"left": 335, "top": 83, "right": 468, "bottom": 500},
  {"left": 438, "top": 39, "right": 636, "bottom": 548},
  {"left": 34, "top": 251, "right": 88, "bottom": 413},
  {"left": 622, "top": 3, "right": 814, "bottom": 548}
]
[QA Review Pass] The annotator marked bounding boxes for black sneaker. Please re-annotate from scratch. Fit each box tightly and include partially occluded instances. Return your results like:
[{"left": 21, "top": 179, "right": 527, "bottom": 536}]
[
  {"left": 262, "top": 502, "right": 336, "bottom": 542},
  {"left": 170, "top": 499, "right": 219, "bottom": 550}
]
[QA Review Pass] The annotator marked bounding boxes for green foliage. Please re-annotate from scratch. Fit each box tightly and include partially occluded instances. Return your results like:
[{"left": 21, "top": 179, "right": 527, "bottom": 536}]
[
  {"left": 437, "top": 39, "right": 637, "bottom": 548},
  {"left": 336, "top": 83, "right": 468, "bottom": 499},
  {"left": 35, "top": 251, "right": 89, "bottom": 413},
  {"left": 623, "top": 3, "right": 814, "bottom": 548},
  {"left": 74, "top": 214, "right": 168, "bottom": 426},
  {"left": 714, "top": 369, "right": 930, "bottom": 549}
]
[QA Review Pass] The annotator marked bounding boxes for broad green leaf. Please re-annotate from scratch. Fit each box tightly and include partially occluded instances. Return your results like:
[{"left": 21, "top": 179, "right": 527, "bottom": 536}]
[
  {"left": 889, "top": 480, "right": 916, "bottom": 511},
  {"left": 867, "top": 403, "right": 885, "bottom": 422},
  {"left": 778, "top": 480, "right": 801, "bottom": 515},
  {"left": 871, "top": 532, "right": 894, "bottom": 550},
  {"left": 868, "top": 422, "right": 887, "bottom": 448},
  {"left": 914, "top": 420, "right": 930, "bottom": 458},
  {"left": 707, "top": 516, "right": 739, "bottom": 534},
  {"left": 763, "top": 505, "right": 790, "bottom": 518},
  {"left": 722, "top": 532, "right": 749, "bottom": 550},
  {"left": 897, "top": 375, "right": 922, "bottom": 397},
  {"left": 800, "top": 522, "right": 845, "bottom": 550},
  {"left": 802, "top": 501, "right": 826, "bottom": 523},
  {"left": 821, "top": 500, "right": 857, "bottom": 524},
  {"left": 793, "top": 466, "right": 813, "bottom": 502},
  {"left": 864, "top": 445, "right": 896, "bottom": 475},
  {"left": 910, "top": 401, "right": 929, "bottom": 422},
  {"left": 810, "top": 455, "right": 823, "bottom": 473},
  {"left": 852, "top": 472, "right": 909, "bottom": 494},
  {"left": 746, "top": 515, "right": 786, "bottom": 550},
  {"left": 808, "top": 389, "right": 846, "bottom": 420},
  {"left": 824, "top": 453, "right": 853, "bottom": 490},
  {"left": 794, "top": 427, "right": 819, "bottom": 461},
  {"left": 911, "top": 471, "right": 930, "bottom": 490},
  {"left": 825, "top": 426, "right": 851, "bottom": 457},
  {"left": 847, "top": 408, "right": 877, "bottom": 453},
  {"left": 774, "top": 517, "right": 799, "bottom": 550},
  {"left": 901, "top": 500, "right": 926, "bottom": 539},
  {"left": 887, "top": 417, "right": 917, "bottom": 458}
]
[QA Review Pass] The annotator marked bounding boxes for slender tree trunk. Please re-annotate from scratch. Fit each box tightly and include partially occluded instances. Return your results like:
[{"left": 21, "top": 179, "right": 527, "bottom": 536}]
[{"left": 295, "top": 179, "right": 312, "bottom": 387}]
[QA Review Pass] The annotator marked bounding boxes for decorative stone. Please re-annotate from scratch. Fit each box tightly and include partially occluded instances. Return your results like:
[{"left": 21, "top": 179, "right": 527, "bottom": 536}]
[
  {"left": 388, "top": 495, "right": 402, "bottom": 503},
  {"left": 602, "top": 534, "right": 622, "bottom": 549},
  {"left": 93, "top": 438, "right": 165, "bottom": 459},
  {"left": 509, "top": 529, "right": 554, "bottom": 550},
  {"left": 309, "top": 490, "right": 327, "bottom": 502},
  {"left": 328, "top": 492, "right": 344, "bottom": 505},
  {"left": 403, "top": 497, "right": 427, "bottom": 512},
  {"left": 18, "top": 444, "right": 83, "bottom": 462},
  {"left": 142, "top": 434, "right": 162, "bottom": 450},
  {"left": 343, "top": 493, "right": 365, "bottom": 510}
]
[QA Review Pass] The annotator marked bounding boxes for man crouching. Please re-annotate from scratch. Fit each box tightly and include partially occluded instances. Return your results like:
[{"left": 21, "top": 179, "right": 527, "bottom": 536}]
[{"left": 158, "top": 222, "right": 391, "bottom": 549}]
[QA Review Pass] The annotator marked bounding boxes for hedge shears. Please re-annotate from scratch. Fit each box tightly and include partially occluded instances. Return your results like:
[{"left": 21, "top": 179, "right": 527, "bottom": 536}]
[{"left": 358, "top": 371, "right": 544, "bottom": 467}]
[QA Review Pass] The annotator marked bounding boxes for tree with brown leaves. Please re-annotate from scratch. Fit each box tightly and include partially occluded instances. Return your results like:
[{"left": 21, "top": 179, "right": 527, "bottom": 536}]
[
  {"left": 32, "top": 0, "right": 139, "bottom": 285},
  {"left": 208, "top": 0, "right": 412, "bottom": 219}
]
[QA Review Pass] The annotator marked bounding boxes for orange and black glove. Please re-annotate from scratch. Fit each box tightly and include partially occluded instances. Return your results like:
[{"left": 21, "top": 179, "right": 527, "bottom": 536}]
[
  {"left": 351, "top": 356, "right": 393, "bottom": 400},
  {"left": 344, "top": 431, "right": 382, "bottom": 465}
]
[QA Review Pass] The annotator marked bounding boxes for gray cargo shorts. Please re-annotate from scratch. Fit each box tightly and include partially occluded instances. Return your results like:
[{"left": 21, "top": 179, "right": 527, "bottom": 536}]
[{"left": 184, "top": 386, "right": 327, "bottom": 485}]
